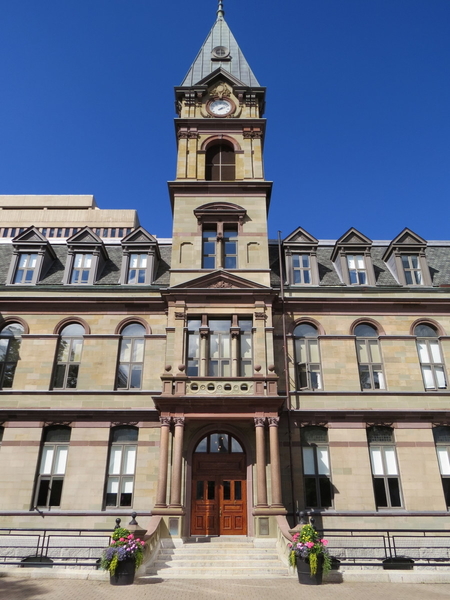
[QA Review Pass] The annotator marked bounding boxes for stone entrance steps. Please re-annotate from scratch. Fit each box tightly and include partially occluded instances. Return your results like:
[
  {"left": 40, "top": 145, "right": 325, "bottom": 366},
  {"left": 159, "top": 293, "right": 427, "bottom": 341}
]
[{"left": 145, "top": 536, "right": 290, "bottom": 578}]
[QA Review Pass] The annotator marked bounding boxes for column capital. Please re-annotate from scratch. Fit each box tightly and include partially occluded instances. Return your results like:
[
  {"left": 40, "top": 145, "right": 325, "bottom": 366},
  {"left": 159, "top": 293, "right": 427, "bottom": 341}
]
[
  {"left": 268, "top": 417, "right": 280, "bottom": 427},
  {"left": 173, "top": 417, "right": 185, "bottom": 427},
  {"left": 254, "top": 417, "right": 266, "bottom": 428},
  {"left": 160, "top": 417, "right": 172, "bottom": 427}
]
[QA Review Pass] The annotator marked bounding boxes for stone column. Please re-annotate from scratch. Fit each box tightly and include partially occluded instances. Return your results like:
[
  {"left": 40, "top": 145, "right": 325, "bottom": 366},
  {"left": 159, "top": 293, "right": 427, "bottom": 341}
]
[
  {"left": 254, "top": 417, "right": 268, "bottom": 507},
  {"left": 268, "top": 417, "right": 283, "bottom": 507},
  {"left": 169, "top": 417, "right": 185, "bottom": 508},
  {"left": 154, "top": 417, "right": 171, "bottom": 508}
]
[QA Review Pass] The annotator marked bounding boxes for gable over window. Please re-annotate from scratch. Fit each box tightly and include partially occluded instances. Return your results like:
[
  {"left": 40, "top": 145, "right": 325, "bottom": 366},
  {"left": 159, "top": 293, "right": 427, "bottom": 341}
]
[
  {"left": 331, "top": 228, "right": 376, "bottom": 286},
  {"left": 382, "top": 228, "right": 432, "bottom": 286},
  {"left": 62, "top": 227, "right": 108, "bottom": 285},
  {"left": 283, "top": 227, "right": 319, "bottom": 286},
  {"left": 120, "top": 227, "right": 160, "bottom": 285},
  {"left": 6, "top": 226, "right": 55, "bottom": 285}
]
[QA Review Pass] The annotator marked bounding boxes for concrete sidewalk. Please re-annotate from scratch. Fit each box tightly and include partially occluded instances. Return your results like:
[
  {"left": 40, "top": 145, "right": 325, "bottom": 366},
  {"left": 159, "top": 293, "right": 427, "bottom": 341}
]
[{"left": 0, "top": 576, "right": 449, "bottom": 600}]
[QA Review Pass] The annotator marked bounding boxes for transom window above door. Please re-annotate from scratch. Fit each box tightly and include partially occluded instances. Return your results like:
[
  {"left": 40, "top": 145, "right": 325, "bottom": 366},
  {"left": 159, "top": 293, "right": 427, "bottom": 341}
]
[{"left": 194, "top": 433, "right": 244, "bottom": 453}]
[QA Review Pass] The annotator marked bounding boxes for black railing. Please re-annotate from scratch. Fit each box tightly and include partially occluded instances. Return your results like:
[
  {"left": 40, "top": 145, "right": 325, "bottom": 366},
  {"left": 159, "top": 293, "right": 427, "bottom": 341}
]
[
  {"left": 321, "top": 528, "right": 450, "bottom": 567},
  {"left": 0, "top": 527, "right": 112, "bottom": 568}
]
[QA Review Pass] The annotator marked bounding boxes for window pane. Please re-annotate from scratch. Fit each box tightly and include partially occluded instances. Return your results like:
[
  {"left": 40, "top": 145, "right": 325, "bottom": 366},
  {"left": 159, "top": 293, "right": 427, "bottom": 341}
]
[
  {"left": 117, "top": 364, "right": 129, "bottom": 388},
  {"left": 66, "top": 365, "right": 79, "bottom": 388},
  {"left": 298, "top": 364, "right": 308, "bottom": 388},
  {"left": 384, "top": 448, "right": 398, "bottom": 475},
  {"left": 388, "top": 478, "right": 402, "bottom": 506},
  {"left": 0, "top": 339, "right": 8, "bottom": 361},
  {"left": 210, "top": 433, "right": 228, "bottom": 453},
  {"left": 370, "top": 448, "right": 384, "bottom": 475},
  {"left": 195, "top": 438, "right": 208, "bottom": 453},
  {"left": 207, "top": 481, "right": 215, "bottom": 500},
  {"left": 132, "top": 339, "right": 144, "bottom": 362},
  {"left": 373, "top": 478, "right": 388, "bottom": 507},
  {"left": 310, "top": 367, "right": 322, "bottom": 390},
  {"left": 2, "top": 364, "right": 16, "bottom": 388},
  {"left": 422, "top": 366, "right": 435, "bottom": 389},
  {"left": 36, "top": 479, "right": 50, "bottom": 506},
  {"left": 106, "top": 478, "right": 119, "bottom": 506},
  {"left": 231, "top": 437, "right": 243, "bottom": 453},
  {"left": 223, "top": 481, "right": 231, "bottom": 501},
  {"left": 359, "top": 365, "right": 371, "bottom": 389},
  {"left": 442, "top": 479, "right": 450, "bottom": 507},
  {"left": 429, "top": 341, "right": 442, "bottom": 363},
  {"left": 435, "top": 367, "right": 447, "bottom": 389},
  {"left": 70, "top": 339, "right": 83, "bottom": 362},
  {"left": 120, "top": 339, "right": 131, "bottom": 362},
  {"left": 57, "top": 339, "right": 70, "bottom": 362},
  {"left": 373, "top": 368, "right": 386, "bottom": 390},
  {"left": 40, "top": 447, "right": 54, "bottom": 475},
  {"left": 109, "top": 447, "right": 122, "bottom": 475},
  {"left": 302, "top": 447, "right": 315, "bottom": 475},
  {"left": 319, "top": 477, "right": 332, "bottom": 508},
  {"left": 356, "top": 340, "right": 369, "bottom": 363},
  {"left": 120, "top": 478, "right": 134, "bottom": 507},
  {"left": 130, "top": 365, "right": 142, "bottom": 388},
  {"left": 369, "top": 340, "right": 381, "bottom": 363},
  {"left": 112, "top": 427, "right": 138, "bottom": 443},
  {"left": 317, "top": 448, "right": 330, "bottom": 475},
  {"left": 437, "top": 448, "right": 450, "bottom": 475},
  {"left": 54, "top": 447, "right": 68, "bottom": 474},
  {"left": 210, "top": 334, "right": 219, "bottom": 358},
  {"left": 234, "top": 481, "right": 242, "bottom": 500},
  {"left": 196, "top": 481, "right": 204, "bottom": 500},
  {"left": 309, "top": 340, "right": 319, "bottom": 362},
  {"left": 123, "top": 446, "right": 136, "bottom": 474},
  {"left": 7, "top": 338, "right": 21, "bottom": 362},
  {"left": 49, "top": 478, "right": 63, "bottom": 506},
  {"left": 304, "top": 477, "right": 318, "bottom": 507},
  {"left": 295, "top": 339, "right": 307, "bottom": 363}
]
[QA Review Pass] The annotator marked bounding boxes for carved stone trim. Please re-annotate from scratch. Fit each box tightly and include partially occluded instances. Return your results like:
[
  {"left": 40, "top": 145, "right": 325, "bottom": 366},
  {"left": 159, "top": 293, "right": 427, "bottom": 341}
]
[{"left": 254, "top": 312, "right": 267, "bottom": 320}]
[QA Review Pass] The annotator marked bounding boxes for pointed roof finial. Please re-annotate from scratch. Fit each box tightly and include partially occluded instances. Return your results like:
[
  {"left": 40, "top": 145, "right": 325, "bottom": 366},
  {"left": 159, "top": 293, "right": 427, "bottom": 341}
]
[{"left": 217, "top": 0, "right": 225, "bottom": 19}]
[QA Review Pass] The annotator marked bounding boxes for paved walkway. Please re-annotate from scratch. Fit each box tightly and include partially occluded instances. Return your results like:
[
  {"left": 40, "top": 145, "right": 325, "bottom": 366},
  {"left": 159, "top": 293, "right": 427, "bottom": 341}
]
[{"left": 0, "top": 577, "right": 449, "bottom": 600}]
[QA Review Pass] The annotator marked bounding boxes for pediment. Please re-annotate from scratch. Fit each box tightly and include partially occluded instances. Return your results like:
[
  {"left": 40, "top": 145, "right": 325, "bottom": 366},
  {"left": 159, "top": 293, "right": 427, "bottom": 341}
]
[
  {"left": 121, "top": 227, "right": 158, "bottom": 245},
  {"left": 383, "top": 228, "right": 427, "bottom": 261},
  {"left": 170, "top": 270, "right": 269, "bottom": 291},
  {"left": 12, "top": 226, "right": 47, "bottom": 244},
  {"left": 67, "top": 226, "right": 103, "bottom": 245},
  {"left": 194, "top": 202, "right": 246, "bottom": 215},
  {"left": 283, "top": 227, "right": 318, "bottom": 246},
  {"left": 331, "top": 228, "right": 372, "bottom": 261},
  {"left": 197, "top": 67, "right": 246, "bottom": 89}
]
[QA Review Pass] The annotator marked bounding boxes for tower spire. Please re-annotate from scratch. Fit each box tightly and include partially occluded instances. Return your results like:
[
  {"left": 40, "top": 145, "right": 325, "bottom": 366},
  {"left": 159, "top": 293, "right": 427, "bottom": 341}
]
[{"left": 217, "top": 0, "right": 225, "bottom": 19}]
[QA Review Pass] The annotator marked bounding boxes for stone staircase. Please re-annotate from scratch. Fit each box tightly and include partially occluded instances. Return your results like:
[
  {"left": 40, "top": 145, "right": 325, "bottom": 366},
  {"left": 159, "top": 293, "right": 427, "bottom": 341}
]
[{"left": 145, "top": 536, "right": 291, "bottom": 578}]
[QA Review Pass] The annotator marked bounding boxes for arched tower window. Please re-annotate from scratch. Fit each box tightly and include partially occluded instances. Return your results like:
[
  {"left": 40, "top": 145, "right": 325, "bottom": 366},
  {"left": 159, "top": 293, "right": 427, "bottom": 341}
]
[
  {"left": 354, "top": 323, "right": 385, "bottom": 390},
  {"left": 205, "top": 142, "right": 235, "bottom": 181}
]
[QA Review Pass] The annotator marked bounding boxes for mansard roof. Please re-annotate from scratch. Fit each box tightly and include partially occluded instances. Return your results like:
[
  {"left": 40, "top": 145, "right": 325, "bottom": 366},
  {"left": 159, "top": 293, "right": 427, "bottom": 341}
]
[{"left": 180, "top": 9, "right": 260, "bottom": 88}]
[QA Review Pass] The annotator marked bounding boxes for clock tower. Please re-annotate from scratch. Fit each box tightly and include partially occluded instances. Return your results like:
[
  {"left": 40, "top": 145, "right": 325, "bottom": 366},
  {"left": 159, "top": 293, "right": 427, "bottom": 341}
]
[{"left": 168, "top": 0, "right": 273, "bottom": 287}]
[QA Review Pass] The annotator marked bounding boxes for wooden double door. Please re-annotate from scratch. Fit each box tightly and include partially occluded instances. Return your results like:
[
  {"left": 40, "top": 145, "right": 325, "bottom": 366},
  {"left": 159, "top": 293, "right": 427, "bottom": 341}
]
[{"left": 191, "top": 453, "right": 247, "bottom": 536}]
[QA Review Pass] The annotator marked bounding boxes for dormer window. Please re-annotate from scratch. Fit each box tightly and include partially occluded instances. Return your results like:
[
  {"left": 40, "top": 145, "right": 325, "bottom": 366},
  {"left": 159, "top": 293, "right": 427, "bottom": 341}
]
[
  {"left": 120, "top": 227, "right": 160, "bottom": 285},
  {"left": 6, "top": 227, "right": 55, "bottom": 285},
  {"left": 331, "top": 228, "right": 375, "bottom": 286},
  {"left": 283, "top": 227, "right": 319, "bottom": 286},
  {"left": 62, "top": 227, "right": 108, "bottom": 286},
  {"left": 383, "top": 228, "right": 432, "bottom": 286}
]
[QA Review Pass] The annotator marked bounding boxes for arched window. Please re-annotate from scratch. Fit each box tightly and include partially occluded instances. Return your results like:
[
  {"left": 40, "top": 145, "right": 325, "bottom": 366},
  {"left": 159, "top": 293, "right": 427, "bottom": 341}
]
[
  {"left": 414, "top": 323, "right": 447, "bottom": 390},
  {"left": 205, "top": 142, "right": 235, "bottom": 181},
  {"left": 301, "top": 426, "right": 332, "bottom": 509},
  {"left": 354, "top": 323, "right": 385, "bottom": 390},
  {"left": 293, "top": 323, "right": 322, "bottom": 390},
  {"left": 0, "top": 322, "right": 24, "bottom": 389},
  {"left": 116, "top": 323, "right": 146, "bottom": 389},
  {"left": 35, "top": 426, "right": 71, "bottom": 508},
  {"left": 367, "top": 426, "right": 402, "bottom": 509},
  {"left": 194, "top": 433, "right": 243, "bottom": 453},
  {"left": 105, "top": 426, "right": 138, "bottom": 508},
  {"left": 53, "top": 323, "right": 85, "bottom": 389}
]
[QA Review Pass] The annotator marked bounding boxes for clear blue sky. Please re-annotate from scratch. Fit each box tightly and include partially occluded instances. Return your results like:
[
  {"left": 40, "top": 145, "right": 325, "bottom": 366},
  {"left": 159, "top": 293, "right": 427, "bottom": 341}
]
[{"left": 0, "top": 0, "right": 449, "bottom": 241}]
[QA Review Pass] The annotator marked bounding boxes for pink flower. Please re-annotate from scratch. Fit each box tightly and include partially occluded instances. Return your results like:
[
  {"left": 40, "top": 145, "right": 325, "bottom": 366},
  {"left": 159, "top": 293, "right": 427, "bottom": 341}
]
[
  {"left": 140, "top": 541, "right": 145, "bottom": 546},
  {"left": 306, "top": 542, "right": 314, "bottom": 548},
  {"left": 128, "top": 534, "right": 134, "bottom": 539},
  {"left": 111, "top": 541, "right": 115, "bottom": 545},
  {"left": 321, "top": 539, "right": 329, "bottom": 546},
  {"left": 119, "top": 538, "right": 125, "bottom": 542}
]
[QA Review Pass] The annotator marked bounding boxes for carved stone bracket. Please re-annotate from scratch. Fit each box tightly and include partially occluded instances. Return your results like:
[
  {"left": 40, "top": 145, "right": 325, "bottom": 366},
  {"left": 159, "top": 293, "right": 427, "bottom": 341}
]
[
  {"left": 254, "top": 312, "right": 267, "bottom": 320},
  {"left": 175, "top": 312, "right": 185, "bottom": 320}
]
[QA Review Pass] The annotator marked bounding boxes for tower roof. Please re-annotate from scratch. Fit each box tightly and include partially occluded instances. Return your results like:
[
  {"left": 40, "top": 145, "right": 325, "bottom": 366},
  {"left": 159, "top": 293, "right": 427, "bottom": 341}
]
[{"left": 180, "top": 2, "right": 260, "bottom": 88}]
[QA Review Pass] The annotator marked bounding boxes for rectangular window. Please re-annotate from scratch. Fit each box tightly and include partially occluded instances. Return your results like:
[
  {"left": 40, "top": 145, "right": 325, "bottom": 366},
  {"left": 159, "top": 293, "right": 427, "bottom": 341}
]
[
  {"left": 223, "top": 228, "right": 238, "bottom": 269},
  {"left": 402, "top": 255, "right": 422, "bottom": 285},
  {"left": 127, "top": 253, "right": 148, "bottom": 284},
  {"left": 70, "top": 253, "right": 93, "bottom": 284},
  {"left": 105, "top": 429, "right": 138, "bottom": 508},
  {"left": 187, "top": 319, "right": 201, "bottom": 376},
  {"left": 367, "top": 427, "right": 402, "bottom": 509},
  {"left": 292, "top": 254, "right": 311, "bottom": 284},
  {"left": 35, "top": 427, "right": 71, "bottom": 508},
  {"left": 202, "top": 229, "right": 217, "bottom": 268},
  {"left": 13, "top": 253, "right": 38, "bottom": 284},
  {"left": 239, "top": 319, "right": 253, "bottom": 377},
  {"left": 301, "top": 427, "right": 332, "bottom": 509},
  {"left": 433, "top": 427, "right": 450, "bottom": 508},
  {"left": 209, "top": 319, "right": 232, "bottom": 376},
  {"left": 347, "top": 254, "right": 367, "bottom": 284}
]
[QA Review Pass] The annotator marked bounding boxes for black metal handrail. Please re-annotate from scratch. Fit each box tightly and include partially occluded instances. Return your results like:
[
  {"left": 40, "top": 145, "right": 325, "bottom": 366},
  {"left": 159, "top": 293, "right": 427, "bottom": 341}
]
[{"left": 0, "top": 527, "right": 113, "bottom": 568}]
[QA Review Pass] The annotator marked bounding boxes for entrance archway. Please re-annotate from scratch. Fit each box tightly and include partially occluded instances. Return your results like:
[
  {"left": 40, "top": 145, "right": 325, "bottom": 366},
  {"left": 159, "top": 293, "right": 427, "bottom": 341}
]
[{"left": 190, "top": 432, "right": 247, "bottom": 536}]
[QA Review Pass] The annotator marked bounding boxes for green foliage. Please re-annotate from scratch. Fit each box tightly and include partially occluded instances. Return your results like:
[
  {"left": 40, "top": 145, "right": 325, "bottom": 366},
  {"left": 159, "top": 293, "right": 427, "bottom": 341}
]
[
  {"left": 100, "top": 527, "right": 146, "bottom": 576},
  {"left": 289, "top": 523, "right": 332, "bottom": 577}
]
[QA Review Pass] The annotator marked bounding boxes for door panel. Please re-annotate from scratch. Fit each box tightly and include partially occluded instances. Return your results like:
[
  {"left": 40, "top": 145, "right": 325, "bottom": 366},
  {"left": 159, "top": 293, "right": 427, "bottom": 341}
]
[{"left": 191, "top": 454, "right": 247, "bottom": 536}]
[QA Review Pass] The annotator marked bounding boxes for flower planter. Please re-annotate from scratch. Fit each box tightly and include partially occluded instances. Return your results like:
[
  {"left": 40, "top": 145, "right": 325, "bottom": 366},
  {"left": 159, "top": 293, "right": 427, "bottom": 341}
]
[
  {"left": 296, "top": 556, "right": 323, "bottom": 585},
  {"left": 110, "top": 558, "right": 136, "bottom": 586}
]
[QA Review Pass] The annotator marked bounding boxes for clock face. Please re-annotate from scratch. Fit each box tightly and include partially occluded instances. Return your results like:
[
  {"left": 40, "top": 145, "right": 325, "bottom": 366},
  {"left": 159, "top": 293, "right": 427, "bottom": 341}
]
[{"left": 209, "top": 98, "right": 232, "bottom": 116}]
